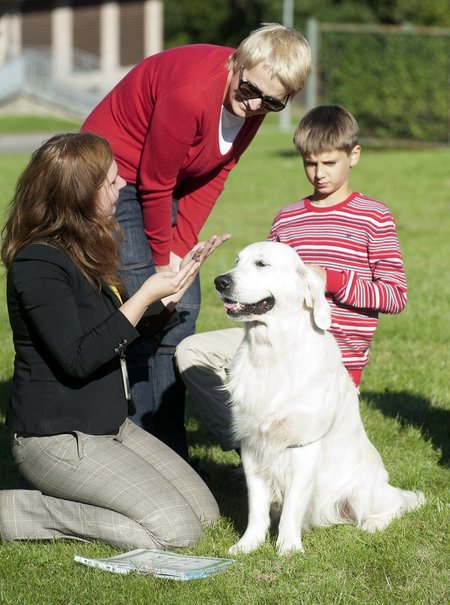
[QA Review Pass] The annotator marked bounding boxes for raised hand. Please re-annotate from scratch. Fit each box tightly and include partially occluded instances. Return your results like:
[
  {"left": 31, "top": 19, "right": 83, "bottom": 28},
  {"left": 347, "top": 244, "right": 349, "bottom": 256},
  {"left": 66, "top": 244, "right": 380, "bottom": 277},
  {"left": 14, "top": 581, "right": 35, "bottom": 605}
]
[
  {"left": 180, "top": 233, "right": 232, "bottom": 268},
  {"left": 164, "top": 234, "right": 231, "bottom": 306}
]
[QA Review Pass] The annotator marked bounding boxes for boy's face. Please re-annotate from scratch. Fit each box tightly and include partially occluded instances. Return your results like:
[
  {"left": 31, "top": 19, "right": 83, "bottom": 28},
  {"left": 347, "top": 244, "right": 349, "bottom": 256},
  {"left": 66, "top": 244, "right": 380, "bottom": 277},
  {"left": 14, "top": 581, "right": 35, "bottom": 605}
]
[{"left": 302, "top": 146, "right": 361, "bottom": 204}]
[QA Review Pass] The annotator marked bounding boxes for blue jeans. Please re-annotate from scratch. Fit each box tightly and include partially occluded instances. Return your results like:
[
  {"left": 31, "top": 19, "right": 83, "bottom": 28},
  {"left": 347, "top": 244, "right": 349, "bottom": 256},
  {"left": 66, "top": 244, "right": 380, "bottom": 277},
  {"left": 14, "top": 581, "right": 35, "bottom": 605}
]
[{"left": 115, "top": 184, "right": 201, "bottom": 460}]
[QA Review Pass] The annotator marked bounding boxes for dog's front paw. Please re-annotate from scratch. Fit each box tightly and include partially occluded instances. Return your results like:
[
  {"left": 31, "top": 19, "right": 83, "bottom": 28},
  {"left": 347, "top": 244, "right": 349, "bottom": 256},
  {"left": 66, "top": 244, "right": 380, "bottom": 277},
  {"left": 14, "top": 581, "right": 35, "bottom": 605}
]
[
  {"left": 229, "top": 537, "right": 264, "bottom": 554},
  {"left": 276, "top": 537, "right": 305, "bottom": 555}
]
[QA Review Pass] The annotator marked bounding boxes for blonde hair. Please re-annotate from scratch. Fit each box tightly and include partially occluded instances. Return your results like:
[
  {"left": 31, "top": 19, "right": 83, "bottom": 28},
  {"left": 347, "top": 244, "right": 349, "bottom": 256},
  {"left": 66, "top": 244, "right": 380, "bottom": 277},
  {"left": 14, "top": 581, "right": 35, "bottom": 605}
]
[
  {"left": 294, "top": 105, "right": 359, "bottom": 157},
  {"left": 229, "top": 23, "right": 311, "bottom": 94},
  {"left": 1, "top": 132, "right": 122, "bottom": 290}
]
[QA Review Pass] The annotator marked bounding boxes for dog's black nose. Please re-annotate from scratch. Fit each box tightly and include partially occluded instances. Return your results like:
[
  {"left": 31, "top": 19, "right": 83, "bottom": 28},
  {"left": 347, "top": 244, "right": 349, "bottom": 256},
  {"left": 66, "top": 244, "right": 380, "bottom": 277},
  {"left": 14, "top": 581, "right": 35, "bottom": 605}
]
[{"left": 214, "top": 273, "right": 232, "bottom": 292}]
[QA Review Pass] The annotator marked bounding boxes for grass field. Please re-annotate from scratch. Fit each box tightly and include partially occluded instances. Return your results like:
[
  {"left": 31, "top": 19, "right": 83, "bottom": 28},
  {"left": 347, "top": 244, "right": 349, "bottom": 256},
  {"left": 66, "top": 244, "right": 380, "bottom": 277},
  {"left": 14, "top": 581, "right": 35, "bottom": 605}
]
[
  {"left": 0, "top": 118, "right": 448, "bottom": 604},
  {"left": 0, "top": 115, "right": 81, "bottom": 133}
]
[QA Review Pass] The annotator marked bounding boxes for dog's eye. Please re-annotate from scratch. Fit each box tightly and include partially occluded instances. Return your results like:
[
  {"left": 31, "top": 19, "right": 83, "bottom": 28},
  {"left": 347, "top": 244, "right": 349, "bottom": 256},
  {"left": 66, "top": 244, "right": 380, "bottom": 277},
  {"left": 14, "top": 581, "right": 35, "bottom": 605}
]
[{"left": 256, "top": 260, "right": 268, "bottom": 268}]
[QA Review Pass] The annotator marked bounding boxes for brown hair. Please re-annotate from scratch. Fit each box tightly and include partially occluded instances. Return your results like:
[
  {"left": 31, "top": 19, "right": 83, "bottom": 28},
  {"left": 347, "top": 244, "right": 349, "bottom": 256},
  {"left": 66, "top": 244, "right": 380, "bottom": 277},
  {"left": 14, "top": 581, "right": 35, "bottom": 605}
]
[
  {"left": 1, "top": 132, "right": 122, "bottom": 290},
  {"left": 294, "top": 105, "right": 359, "bottom": 157},
  {"left": 229, "top": 22, "right": 311, "bottom": 95}
]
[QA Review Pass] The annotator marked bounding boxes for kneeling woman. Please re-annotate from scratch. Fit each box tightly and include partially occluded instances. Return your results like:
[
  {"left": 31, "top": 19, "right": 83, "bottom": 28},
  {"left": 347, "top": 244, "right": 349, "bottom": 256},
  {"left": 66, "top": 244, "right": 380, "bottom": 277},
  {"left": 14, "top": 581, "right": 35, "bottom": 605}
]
[{"left": 0, "top": 133, "right": 224, "bottom": 549}]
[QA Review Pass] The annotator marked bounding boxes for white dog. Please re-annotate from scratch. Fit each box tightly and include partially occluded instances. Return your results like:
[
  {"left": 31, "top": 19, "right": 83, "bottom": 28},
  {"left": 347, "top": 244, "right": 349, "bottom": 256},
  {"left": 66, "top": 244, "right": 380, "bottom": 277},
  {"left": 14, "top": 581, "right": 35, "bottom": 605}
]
[{"left": 214, "top": 241, "right": 424, "bottom": 555}]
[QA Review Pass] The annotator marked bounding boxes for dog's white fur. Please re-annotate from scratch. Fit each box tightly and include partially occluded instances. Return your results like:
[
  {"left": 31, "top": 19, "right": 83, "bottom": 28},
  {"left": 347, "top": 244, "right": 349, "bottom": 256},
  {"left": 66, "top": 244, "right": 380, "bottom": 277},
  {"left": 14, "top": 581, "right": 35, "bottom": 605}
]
[{"left": 215, "top": 241, "right": 424, "bottom": 555}]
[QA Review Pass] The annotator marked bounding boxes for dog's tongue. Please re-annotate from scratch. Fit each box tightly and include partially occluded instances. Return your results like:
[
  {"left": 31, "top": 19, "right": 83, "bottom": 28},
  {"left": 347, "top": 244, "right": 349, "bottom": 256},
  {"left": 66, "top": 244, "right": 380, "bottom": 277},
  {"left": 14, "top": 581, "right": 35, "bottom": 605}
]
[{"left": 224, "top": 301, "right": 244, "bottom": 311}]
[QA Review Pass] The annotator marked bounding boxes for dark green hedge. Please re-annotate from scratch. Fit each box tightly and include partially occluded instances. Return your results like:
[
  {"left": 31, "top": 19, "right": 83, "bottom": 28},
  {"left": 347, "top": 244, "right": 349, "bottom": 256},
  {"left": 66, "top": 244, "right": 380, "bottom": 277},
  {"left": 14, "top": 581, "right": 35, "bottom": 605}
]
[{"left": 319, "top": 32, "right": 450, "bottom": 143}]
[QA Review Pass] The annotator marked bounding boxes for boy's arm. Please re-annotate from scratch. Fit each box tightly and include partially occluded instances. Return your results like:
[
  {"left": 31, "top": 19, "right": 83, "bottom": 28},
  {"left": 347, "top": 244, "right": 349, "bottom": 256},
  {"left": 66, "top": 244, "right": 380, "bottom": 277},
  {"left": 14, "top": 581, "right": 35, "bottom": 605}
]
[
  {"left": 325, "top": 266, "right": 407, "bottom": 314},
  {"left": 268, "top": 206, "right": 407, "bottom": 315},
  {"left": 325, "top": 214, "right": 407, "bottom": 315}
]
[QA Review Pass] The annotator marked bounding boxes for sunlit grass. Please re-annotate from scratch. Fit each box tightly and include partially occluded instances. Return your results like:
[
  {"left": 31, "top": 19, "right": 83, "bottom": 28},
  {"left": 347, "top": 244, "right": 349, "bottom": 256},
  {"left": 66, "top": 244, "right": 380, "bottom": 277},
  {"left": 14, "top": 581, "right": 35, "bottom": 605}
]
[
  {"left": 0, "top": 118, "right": 448, "bottom": 605},
  {"left": 0, "top": 115, "right": 81, "bottom": 133}
]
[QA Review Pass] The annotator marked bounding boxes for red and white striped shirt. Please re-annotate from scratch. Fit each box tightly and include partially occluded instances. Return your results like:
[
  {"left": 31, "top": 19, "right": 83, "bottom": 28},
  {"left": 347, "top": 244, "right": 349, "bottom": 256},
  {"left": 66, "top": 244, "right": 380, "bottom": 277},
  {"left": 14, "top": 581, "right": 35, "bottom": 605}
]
[{"left": 268, "top": 192, "right": 407, "bottom": 371}]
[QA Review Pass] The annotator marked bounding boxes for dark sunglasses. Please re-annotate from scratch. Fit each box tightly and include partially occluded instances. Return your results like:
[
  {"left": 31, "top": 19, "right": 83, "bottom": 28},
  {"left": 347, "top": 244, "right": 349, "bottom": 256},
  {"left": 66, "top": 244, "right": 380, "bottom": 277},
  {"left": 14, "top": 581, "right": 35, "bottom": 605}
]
[{"left": 237, "top": 67, "right": 289, "bottom": 112}]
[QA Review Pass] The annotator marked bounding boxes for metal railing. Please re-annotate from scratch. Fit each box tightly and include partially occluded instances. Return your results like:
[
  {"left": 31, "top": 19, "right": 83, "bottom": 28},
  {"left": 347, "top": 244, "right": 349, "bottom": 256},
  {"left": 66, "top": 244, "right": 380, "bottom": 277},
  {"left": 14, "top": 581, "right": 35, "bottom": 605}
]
[{"left": 0, "top": 47, "right": 105, "bottom": 117}]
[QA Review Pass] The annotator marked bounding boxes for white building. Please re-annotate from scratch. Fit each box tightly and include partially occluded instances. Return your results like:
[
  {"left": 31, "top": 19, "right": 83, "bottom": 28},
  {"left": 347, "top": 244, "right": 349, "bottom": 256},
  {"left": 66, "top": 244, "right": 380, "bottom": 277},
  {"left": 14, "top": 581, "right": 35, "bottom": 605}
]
[{"left": 0, "top": 0, "right": 164, "bottom": 117}]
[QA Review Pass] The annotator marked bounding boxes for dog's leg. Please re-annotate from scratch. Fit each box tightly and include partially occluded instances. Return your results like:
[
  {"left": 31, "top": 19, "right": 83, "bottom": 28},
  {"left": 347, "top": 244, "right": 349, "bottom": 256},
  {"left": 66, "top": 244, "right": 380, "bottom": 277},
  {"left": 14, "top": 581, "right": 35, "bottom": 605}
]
[
  {"left": 229, "top": 451, "right": 272, "bottom": 554},
  {"left": 276, "top": 443, "right": 321, "bottom": 555}
]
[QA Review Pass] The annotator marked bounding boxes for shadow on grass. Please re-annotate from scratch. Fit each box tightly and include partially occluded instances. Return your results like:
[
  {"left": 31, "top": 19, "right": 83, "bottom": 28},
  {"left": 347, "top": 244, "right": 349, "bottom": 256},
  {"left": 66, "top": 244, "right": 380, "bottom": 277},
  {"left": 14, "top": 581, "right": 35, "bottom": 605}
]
[
  {"left": 185, "top": 401, "right": 248, "bottom": 532},
  {"left": 362, "top": 389, "right": 450, "bottom": 467},
  {"left": 199, "top": 458, "right": 248, "bottom": 534}
]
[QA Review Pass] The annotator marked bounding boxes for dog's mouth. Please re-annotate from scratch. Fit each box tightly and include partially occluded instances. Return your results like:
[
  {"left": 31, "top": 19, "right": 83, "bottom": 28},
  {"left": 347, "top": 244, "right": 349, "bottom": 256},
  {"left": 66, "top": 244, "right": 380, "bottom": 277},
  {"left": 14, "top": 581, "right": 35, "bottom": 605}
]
[{"left": 221, "top": 296, "right": 275, "bottom": 317}]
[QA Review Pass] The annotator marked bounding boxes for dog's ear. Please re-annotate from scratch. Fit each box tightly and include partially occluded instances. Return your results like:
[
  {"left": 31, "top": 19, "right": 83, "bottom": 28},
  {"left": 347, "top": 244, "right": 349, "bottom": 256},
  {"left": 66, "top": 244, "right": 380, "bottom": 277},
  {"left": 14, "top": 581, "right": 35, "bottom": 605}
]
[{"left": 300, "top": 266, "right": 332, "bottom": 330}]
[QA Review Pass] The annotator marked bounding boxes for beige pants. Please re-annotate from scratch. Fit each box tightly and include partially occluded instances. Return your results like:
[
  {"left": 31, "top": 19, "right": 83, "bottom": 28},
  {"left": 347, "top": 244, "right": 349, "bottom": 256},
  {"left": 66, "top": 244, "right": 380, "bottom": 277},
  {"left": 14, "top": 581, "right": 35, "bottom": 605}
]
[
  {"left": 175, "top": 328, "right": 244, "bottom": 451},
  {"left": 0, "top": 418, "right": 219, "bottom": 549}
]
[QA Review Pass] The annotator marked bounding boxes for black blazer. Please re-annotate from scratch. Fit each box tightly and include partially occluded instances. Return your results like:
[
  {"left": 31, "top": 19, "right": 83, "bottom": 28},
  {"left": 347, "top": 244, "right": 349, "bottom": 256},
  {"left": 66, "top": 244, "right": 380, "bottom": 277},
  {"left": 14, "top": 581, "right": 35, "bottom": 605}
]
[{"left": 6, "top": 243, "right": 173, "bottom": 435}]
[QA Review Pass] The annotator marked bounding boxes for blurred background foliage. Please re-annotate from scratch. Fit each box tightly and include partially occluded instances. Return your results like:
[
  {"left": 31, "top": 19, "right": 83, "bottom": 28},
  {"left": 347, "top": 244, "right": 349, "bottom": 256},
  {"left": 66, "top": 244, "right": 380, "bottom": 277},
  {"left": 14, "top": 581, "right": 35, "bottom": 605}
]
[
  {"left": 164, "top": 0, "right": 450, "bottom": 144},
  {"left": 319, "top": 31, "right": 450, "bottom": 143},
  {"left": 164, "top": 0, "right": 450, "bottom": 48}
]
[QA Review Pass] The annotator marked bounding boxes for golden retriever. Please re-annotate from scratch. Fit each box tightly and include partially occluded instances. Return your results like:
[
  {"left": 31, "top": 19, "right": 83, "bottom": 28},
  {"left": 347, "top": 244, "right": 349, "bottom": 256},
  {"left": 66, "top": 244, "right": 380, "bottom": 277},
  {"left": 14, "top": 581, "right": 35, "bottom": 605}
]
[{"left": 214, "top": 241, "right": 425, "bottom": 554}]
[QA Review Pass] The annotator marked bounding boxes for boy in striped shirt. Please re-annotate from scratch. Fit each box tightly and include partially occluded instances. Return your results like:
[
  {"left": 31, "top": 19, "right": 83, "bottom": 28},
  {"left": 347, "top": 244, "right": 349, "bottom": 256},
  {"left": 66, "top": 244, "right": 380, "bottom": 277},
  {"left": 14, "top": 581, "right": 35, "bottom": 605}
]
[
  {"left": 175, "top": 105, "right": 407, "bottom": 451},
  {"left": 269, "top": 105, "right": 407, "bottom": 387}
]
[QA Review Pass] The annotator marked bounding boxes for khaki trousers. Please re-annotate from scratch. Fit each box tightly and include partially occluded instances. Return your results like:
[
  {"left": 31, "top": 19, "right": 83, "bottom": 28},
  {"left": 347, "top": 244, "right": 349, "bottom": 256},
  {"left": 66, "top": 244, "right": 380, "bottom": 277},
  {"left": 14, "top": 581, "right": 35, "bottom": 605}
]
[
  {"left": 0, "top": 418, "right": 218, "bottom": 549},
  {"left": 175, "top": 328, "right": 244, "bottom": 451}
]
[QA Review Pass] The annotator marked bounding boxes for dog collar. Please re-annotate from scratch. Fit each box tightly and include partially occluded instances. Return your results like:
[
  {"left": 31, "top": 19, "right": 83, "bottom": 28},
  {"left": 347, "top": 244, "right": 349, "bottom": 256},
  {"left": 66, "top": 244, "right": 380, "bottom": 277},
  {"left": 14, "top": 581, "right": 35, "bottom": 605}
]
[{"left": 286, "top": 427, "right": 331, "bottom": 449}]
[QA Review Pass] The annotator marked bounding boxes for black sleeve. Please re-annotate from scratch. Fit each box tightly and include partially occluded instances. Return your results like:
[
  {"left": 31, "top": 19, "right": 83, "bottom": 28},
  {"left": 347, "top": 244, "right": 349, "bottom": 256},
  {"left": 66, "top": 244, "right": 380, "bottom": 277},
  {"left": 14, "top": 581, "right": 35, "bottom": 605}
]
[
  {"left": 136, "top": 301, "right": 180, "bottom": 339},
  {"left": 10, "top": 256, "right": 139, "bottom": 379}
]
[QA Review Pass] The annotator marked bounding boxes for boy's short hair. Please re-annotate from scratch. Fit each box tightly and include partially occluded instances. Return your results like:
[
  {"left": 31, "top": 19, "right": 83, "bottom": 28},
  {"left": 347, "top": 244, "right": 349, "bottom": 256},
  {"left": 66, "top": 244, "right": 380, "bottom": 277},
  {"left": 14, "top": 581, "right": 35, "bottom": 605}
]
[
  {"left": 229, "top": 23, "right": 311, "bottom": 95},
  {"left": 294, "top": 105, "right": 359, "bottom": 157}
]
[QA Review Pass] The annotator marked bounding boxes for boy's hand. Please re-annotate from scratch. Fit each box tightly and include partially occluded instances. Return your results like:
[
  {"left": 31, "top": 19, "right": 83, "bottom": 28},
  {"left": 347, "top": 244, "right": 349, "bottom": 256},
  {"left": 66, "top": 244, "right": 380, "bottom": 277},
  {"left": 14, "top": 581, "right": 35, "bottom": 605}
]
[{"left": 307, "top": 263, "right": 326, "bottom": 283}]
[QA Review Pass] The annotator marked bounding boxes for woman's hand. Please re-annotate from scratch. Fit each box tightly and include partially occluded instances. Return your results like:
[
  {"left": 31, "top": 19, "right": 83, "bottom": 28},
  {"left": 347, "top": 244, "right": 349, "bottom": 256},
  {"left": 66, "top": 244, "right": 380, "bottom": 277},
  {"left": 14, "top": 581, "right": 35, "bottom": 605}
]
[
  {"left": 161, "top": 234, "right": 232, "bottom": 273},
  {"left": 163, "top": 234, "right": 231, "bottom": 305},
  {"left": 182, "top": 233, "right": 231, "bottom": 267},
  {"left": 118, "top": 261, "right": 198, "bottom": 327},
  {"left": 141, "top": 261, "right": 200, "bottom": 301},
  {"left": 119, "top": 234, "right": 231, "bottom": 326}
]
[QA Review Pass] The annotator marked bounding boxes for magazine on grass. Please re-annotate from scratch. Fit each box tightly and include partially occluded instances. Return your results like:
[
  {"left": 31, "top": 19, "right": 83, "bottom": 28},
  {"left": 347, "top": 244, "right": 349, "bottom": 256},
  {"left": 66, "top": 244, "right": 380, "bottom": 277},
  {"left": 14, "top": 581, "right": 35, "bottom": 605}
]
[{"left": 74, "top": 548, "right": 236, "bottom": 580}]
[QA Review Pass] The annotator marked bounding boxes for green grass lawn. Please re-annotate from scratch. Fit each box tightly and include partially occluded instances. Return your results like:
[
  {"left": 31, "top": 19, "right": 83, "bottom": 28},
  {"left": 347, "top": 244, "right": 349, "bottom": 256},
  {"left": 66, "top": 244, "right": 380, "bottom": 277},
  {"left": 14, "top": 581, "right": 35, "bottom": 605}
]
[
  {"left": 0, "top": 118, "right": 449, "bottom": 604},
  {"left": 0, "top": 115, "right": 81, "bottom": 133}
]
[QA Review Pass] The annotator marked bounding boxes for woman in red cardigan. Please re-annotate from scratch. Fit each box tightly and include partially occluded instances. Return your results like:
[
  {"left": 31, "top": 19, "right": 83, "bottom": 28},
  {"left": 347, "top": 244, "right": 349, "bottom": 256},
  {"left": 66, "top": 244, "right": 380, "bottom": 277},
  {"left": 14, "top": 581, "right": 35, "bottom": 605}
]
[{"left": 81, "top": 23, "right": 311, "bottom": 460}]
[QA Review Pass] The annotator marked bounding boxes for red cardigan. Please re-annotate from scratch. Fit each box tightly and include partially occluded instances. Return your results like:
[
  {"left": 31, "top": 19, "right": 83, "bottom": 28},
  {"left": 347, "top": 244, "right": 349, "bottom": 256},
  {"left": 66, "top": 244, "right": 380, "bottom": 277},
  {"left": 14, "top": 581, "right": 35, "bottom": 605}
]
[{"left": 82, "top": 44, "right": 265, "bottom": 265}]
